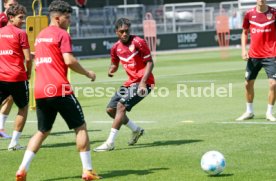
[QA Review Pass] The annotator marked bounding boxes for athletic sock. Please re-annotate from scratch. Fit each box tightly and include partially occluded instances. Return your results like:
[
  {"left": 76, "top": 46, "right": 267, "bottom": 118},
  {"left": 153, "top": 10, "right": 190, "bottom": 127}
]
[
  {"left": 246, "top": 103, "right": 253, "bottom": 113},
  {"left": 0, "top": 114, "right": 8, "bottom": 130},
  {"left": 106, "top": 128, "right": 118, "bottom": 144},
  {"left": 19, "top": 150, "right": 35, "bottom": 171},
  {"left": 10, "top": 130, "right": 21, "bottom": 145},
  {"left": 80, "top": 150, "right": 92, "bottom": 171},
  {"left": 125, "top": 120, "right": 138, "bottom": 132},
  {"left": 266, "top": 104, "right": 273, "bottom": 115}
]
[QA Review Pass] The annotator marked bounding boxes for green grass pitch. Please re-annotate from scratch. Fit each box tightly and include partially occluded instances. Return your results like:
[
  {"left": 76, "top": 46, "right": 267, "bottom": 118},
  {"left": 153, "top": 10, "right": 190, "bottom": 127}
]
[{"left": 1, "top": 48, "right": 276, "bottom": 180}]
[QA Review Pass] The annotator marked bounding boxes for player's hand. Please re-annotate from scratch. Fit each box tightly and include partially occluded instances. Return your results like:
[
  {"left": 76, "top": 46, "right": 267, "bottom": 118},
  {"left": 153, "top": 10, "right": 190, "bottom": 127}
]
[
  {"left": 108, "top": 69, "right": 115, "bottom": 77},
  {"left": 138, "top": 82, "right": 147, "bottom": 96},
  {"left": 86, "top": 70, "right": 96, "bottom": 81},
  {"left": 26, "top": 70, "right": 32, "bottom": 80},
  {"left": 108, "top": 64, "right": 118, "bottom": 77},
  {"left": 108, "top": 72, "right": 114, "bottom": 77},
  {"left": 242, "top": 50, "right": 249, "bottom": 61}
]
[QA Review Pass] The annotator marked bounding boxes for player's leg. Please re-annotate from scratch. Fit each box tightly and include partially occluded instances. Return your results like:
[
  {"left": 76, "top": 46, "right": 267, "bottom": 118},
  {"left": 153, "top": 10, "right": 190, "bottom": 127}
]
[
  {"left": 16, "top": 130, "right": 51, "bottom": 181},
  {"left": 94, "top": 84, "right": 150, "bottom": 151},
  {"left": 0, "top": 96, "right": 13, "bottom": 138},
  {"left": 16, "top": 98, "right": 56, "bottom": 181},
  {"left": 94, "top": 87, "right": 127, "bottom": 151},
  {"left": 8, "top": 105, "right": 28, "bottom": 150},
  {"left": 57, "top": 95, "right": 101, "bottom": 180},
  {"left": 266, "top": 79, "right": 276, "bottom": 121},
  {"left": 245, "top": 79, "right": 255, "bottom": 112},
  {"left": 74, "top": 123, "right": 101, "bottom": 180},
  {"left": 8, "top": 81, "right": 29, "bottom": 150},
  {"left": 95, "top": 86, "right": 129, "bottom": 151},
  {"left": 236, "top": 58, "right": 261, "bottom": 121},
  {"left": 262, "top": 57, "right": 276, "bottom": 121}
]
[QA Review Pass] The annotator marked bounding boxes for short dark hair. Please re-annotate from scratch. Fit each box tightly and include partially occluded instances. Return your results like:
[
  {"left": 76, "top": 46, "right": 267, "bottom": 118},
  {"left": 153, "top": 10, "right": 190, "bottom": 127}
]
[
  {"left": 48, "top": 0, "right": 72, "bottom": 14},
  {"left": 6, "top": 4, "right": 26, "bottom": 18},
  {"left": 115, "top": 18, "right": 131, "bottom": 30}
]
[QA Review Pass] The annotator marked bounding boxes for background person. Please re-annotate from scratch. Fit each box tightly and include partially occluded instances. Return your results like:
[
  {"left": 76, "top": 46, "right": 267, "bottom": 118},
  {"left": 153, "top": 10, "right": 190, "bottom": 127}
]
[
  {"left": 0, "top": 0, "right": 18, "bottom": 139},
  {"left": 236, "top": 0, "right": 276, "bottom": 121},
  {"left": 0, "top": 3, "right": 32, "bottom": 150}
]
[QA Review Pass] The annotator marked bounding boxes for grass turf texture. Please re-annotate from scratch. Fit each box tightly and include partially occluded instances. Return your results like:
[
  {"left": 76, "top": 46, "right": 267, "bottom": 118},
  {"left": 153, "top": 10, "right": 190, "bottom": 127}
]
[{"left": 1, "top": 48, "right": 276, "bottom": 180}]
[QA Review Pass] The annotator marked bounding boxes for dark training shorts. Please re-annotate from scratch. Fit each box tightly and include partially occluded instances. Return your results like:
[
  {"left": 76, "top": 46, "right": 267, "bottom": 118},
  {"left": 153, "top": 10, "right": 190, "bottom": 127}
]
[
  {"left": 107, "top": 83, "right": 152, "bottom": 112},
  {"left": 36, "top": 94, "right": 85, "bottom": 132},
  {"left": 245, "top": 57, "right": 276, "bottom": 80},
  {"left": 0, "top": 81, "right": 29, "bottom": 108}
]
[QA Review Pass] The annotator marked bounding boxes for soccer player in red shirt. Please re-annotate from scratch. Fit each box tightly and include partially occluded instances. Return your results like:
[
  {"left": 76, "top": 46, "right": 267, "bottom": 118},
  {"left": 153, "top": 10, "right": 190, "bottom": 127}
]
[
  {"left": 94, "top": 18, "right": 155, "bottom": 152},
  {"left": 0, "top": 0, "right": 18, "bottom": 139},
  {"left": 236, "top": 0, "right": 276, "bottom": 121},
  {"left": 16, "top": 1, "right": 101, "bottom": 180},
  {"left": 0, "top": 3, "right": 32, "bottom": 150}
]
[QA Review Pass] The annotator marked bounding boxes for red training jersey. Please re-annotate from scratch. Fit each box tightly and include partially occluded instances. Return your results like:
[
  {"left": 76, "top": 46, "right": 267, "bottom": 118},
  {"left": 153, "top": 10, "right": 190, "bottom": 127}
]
[
  {"left": 110, "top": 35, "right": 155, "bottom": 87},
  {"left": 242, "top": 6, "right": 276, "bottom": 58},
  {"left": 34, "top": 26, "right": 73, "bottom": 99},
  {"left": 0, "top": 13, "right": 8, "bottom": 28},
  {"left": 0, "top": 24, "right": 29, "bottom": 82}
]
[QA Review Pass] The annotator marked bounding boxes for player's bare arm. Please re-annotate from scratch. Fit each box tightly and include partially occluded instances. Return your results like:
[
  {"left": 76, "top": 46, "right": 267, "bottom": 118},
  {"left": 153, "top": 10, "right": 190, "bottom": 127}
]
[
  {"left": 139, "top": 59, "right": 154, "bottom": 94},
  {"left": 63, "top": 52, "right": 96, "bottom": 81},
  {"left": 241, "top": 29, "right": 249, "bottom": 61},
  {"left": 23, "top": 48, "right": 32, "bottom": 80},
  {"left": 108, "top": 62, "right": 118, "bottom": 77}
]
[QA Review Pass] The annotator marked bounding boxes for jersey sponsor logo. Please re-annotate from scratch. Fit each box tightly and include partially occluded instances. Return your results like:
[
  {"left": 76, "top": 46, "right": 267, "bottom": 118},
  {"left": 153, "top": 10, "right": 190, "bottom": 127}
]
[
  {"left": 251, "top": 28, "right": 272, "bottom": 34},
  {"left": 0, "top": 49, "right": 13, "bottom": 55},
  {"left": 252, "top": 16, "right": 256, "bottom": 18},
  {"left": 0, "top": 34, "right": 13, "bottom": 38},
  {"left": 35, "top": 57, "right": 52, "bottom": 67},
  {"left": 35, "top": 38, "right": 53, "bottom": 46}
]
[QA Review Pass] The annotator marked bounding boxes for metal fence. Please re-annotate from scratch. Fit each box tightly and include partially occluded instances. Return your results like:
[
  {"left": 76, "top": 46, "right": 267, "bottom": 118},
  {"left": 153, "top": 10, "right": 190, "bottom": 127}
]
[{"left": 66, "top": 1, "right": 276, "bottom": 38}]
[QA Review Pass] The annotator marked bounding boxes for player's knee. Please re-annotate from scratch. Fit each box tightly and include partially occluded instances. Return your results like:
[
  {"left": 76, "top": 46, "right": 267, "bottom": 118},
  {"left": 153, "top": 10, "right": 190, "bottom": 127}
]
[
  {"left": 117, "top": 102, "right": 126, "bottom": 112},
  {"left": 245, "top": 80, "right": 254, "bottom": 90},
  {"left": 269, "top": 79, "right": 276, "bottom": 89},
  {"left": 106, "top": 107, "right": 116, "bottom": 117}
]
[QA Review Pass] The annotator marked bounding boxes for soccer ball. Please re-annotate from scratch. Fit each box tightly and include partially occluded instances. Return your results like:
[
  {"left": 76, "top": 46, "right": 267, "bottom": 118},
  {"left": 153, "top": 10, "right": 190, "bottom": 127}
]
[{"left": 200, "top": 150, "right": 226, "bottom": 175}]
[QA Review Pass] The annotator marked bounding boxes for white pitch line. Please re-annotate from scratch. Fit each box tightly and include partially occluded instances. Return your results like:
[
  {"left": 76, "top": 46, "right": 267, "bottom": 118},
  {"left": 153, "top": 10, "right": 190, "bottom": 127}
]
[{"left": 218, "top": 121, "right": 276, "bottom": 125}]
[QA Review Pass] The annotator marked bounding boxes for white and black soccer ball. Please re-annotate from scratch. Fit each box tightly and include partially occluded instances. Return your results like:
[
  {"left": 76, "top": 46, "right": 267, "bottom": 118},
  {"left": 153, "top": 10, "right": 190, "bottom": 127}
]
[{"left": 200, "top": 150, "right": 226, "bottom": 175}]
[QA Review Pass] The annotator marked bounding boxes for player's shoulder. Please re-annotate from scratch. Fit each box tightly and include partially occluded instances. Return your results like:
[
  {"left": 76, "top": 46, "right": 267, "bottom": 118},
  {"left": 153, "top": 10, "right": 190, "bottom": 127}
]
[
  {"left": 111, "top": 40, "right": 121, "bottom": 48},
  {"left": 269, "top": 6, "right": 276, "bottom": 12},
  {"left": 245, "top": 7, "right": 255, "bottom": 15},
  {"left": 0, "top": 12, "right": 6, "bottom": 18},
  {"left": 9, "top": 25, "right": 26, "bottom": 34},
  {"left": 132, "top": 35, "right": 146, "bottom": 47},
  {"left": 110, "top": 40, "right": 121, "bottom": 52},
  {"left": 132, "top": 35, "right": 144, "bottom": 43}
]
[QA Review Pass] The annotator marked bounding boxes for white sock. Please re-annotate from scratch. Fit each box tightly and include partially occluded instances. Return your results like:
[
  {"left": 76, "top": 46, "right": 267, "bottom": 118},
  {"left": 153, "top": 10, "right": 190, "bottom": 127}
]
[
  {"left": 19, "top": 150, "right": 35, "bottom": 171},
  {"left": 10, "top": 130, "right": 21, "bottom": 145},
  {"left": 266, "top": 104, "right": 273, "bottom": 115},
  {"left": 106, "top": 128, "right": 118, "bottom": 144},
  {"left": 80, "top": 151, "right": 92, "bottom": 171},
  {"left": 246, "top": 103, "right": 253, "bottom": 113},
  {"left": 125, "top": 120, "right": 138, "bottom": 132},
  {"left": 0, "top": 114, "right": 8, "bottom": 130}
]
